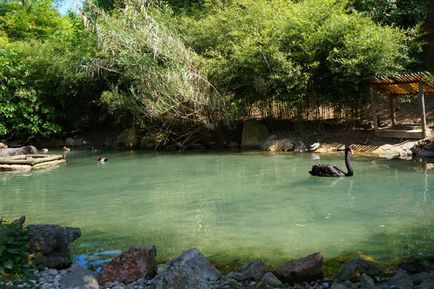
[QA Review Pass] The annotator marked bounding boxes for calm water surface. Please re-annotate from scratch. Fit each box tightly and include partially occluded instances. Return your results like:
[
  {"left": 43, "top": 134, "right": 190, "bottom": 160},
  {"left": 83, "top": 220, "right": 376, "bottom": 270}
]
[{"left": 1, "top": 151, "right": 433, "bottom": 264}]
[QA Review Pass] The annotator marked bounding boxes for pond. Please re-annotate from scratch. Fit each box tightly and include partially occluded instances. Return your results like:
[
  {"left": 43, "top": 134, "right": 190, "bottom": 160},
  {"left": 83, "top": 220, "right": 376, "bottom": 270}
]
[{"left": 1, "top": 150, "right": 433, "bottom": 266}]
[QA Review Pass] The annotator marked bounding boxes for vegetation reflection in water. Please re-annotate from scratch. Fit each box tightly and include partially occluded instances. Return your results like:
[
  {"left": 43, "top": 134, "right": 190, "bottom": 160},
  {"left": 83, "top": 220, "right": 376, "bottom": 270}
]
[{"left": 0, "top": 151, "right": 433, "bottom": 266}]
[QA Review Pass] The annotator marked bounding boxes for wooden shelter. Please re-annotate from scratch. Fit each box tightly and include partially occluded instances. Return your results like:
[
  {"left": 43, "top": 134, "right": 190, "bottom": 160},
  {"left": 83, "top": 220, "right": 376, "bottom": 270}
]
[{"left": 368, "top": 71, "right": 433, "bottom": 139}]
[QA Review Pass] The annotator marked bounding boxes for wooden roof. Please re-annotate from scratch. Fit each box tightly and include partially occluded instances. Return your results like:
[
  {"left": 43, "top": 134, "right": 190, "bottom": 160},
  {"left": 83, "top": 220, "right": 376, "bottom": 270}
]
[{"left": 368, "top": 71, "right": 434, "bottom": 95}]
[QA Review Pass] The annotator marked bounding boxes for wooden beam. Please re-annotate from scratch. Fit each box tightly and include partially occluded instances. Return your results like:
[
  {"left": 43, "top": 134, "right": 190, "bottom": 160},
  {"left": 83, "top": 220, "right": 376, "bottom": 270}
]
[
  {"left": 418, "top": 81, "right": 428, "bottom": 138},
  {"left": 370, "top": 86, "right": 379, "bottom": 133}
]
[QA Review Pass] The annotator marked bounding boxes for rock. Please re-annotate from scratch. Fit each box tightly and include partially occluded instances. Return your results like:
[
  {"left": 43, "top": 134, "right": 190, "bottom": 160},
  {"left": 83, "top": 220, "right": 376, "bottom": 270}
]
[
  {"left": 12, "top": 215, "right": 26, "bottom": 227},
  {"left": 65, "top": 137, "right": 86, "bottom": 147},
  {"left": 261, "top": 136, "right": 294, "bottom": 152},
  {"left": 114, "top": 128, "right": 138, "bottom": 149},
  {"left": 0, "top": 145, "right": 37, "bottom": 158},
  {"left": 337, "top": 257, "right": 382, "bottom": 283},
  {"left": 220, "top": 276, "right": 240, "bottom": 288},
  {"left": 399, "top": 254, "right": 434, "bottom": 274},
  {"left": 273, "top": 252, "right": 324, "bottom": 284},
  {"left": 412, "top": 272, "right": 434, "bottom": 285},
  {"left": 294, "top": 141, "right": 308, "bottom": 153},
  {"left": 151, "top": 248, "right": 221, "bottom": 289},
  {"left": 260, "top": 272, "right": 282, "bottom": 286},
  {"left": 360, "top": 273, "right": 376, "bottom": 289},
  {"left": 0, "top": 142, "right": 8, "bottom": 149},
  {"left": 387, "top": 269, "right": 413, "bottom": 289},
  {"left": 98, "top": 246, "right": 157, "bottom": 285},
  {"left": 28, "top": 224, "right": 81, "bottom": 269},
  {"left": 330, "top": 283, "right": 349, "bottom": 289},
  {"left": 241, "top": 119, "right": 269, "bottom": 149},
  {"left": 227, "top": 260, "right": 267, "bottom": 281},
  {"left": 416, "top": 279, "right": 434, "bottom": 289},
  {"left": 417, "top": 149, "right": 434, "bottom": 158},
  {"left": 59, "top": 264, "right": 99, "bottom": 289}
]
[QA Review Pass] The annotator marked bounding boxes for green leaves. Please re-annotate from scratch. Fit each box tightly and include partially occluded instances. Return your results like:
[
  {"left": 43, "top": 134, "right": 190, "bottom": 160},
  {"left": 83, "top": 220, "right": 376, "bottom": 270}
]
[
  {"left": 0, "top": 48, "right": 61, "bottom": 139},
  {"left": 0, "top": 220, "right": 30, "bottom": 275},
  {"left": 181, "top": 0, "right": 410, "bottom": 117}
]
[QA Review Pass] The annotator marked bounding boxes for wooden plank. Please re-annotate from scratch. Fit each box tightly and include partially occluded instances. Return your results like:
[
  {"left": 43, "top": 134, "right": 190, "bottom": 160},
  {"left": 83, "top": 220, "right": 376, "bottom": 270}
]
[{"left": 0, "top": 154, "right": 63, "bottom": 165}]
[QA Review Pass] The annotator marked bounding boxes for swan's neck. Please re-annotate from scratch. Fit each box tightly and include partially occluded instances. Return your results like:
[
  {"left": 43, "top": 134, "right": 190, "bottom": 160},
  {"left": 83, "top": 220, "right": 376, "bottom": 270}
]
[{"left": 345, "top": 150, "right": 353, "bottom": 176}]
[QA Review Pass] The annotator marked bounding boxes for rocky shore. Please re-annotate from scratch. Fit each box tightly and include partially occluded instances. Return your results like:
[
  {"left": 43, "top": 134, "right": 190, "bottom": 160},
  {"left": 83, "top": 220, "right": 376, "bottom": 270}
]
[{"left": 4, "top": 250, "right": 434, "bottom": 289}]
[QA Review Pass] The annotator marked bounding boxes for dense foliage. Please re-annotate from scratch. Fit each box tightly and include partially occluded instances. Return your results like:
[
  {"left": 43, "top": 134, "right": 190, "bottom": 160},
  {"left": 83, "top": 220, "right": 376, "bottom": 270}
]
[
  {"left": 181, "top": 0, "right": 409, "bottom": 119},
  {"left": 0, "top": 220, "right": 29, "bottom": 275},
  {"left": 0, "top": 0, "right": 430, "bottom": 142},
  {"left": 85, "top": 0, "right": 224, "bottom": 142}
]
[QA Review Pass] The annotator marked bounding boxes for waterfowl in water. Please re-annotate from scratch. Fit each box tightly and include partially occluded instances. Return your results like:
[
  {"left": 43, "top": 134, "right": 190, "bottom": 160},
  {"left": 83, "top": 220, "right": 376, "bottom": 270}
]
[
  {"left": 63, "top": 146, "right": 71, "bottom": 152},
  {"left": 309, "top": 145, "right": 353, "bottom": 177},
  {"left": 309, "top": 140, "right": 320, "bottom": 151},
  {"left": 96, "top": 157, "right": 108, "bottom": 162},
  {"left": 42, "top": 148, "right": 48, "bottom": 152}
]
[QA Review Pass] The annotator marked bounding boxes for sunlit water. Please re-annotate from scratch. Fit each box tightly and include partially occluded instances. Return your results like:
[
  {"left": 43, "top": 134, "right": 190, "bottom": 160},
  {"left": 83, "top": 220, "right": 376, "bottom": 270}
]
[{"left": 1, "top": 150, "right": 433, "bottom": 265}]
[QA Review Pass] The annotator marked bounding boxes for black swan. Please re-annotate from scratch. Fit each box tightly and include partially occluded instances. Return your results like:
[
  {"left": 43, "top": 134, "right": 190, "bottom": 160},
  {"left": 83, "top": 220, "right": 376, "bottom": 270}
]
[{"left": 309, "top": 145, "right": 353, "bottom": 177}]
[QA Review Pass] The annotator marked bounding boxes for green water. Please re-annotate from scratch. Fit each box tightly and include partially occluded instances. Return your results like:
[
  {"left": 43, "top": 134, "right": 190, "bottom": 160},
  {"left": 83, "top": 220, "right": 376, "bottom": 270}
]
[{"left": 1, "top": 151, "right": 433, "bottom": 265}]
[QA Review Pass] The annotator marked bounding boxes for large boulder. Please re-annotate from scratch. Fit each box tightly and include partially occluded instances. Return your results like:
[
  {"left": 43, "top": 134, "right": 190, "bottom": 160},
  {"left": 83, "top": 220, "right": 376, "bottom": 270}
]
[
  {"left": 0, "top": 145, "right": 37, "bottom": 158},
  {"left": 272, "top": 252, "right": 324, "bottom": 284},
  {"left": 114, "top": 128, "right": 138, "bottom": 149},
  {"left": 59, "top": 264, "right": 99, "bottom": 289},
  {"left": 98, "top": 246, "right": 157, "bottom": 285},
  {"left": 227, "top": 260, "right": 268, "bottom": 281},
  {"left": 241, "top": 119, "right": 269, "bottom": 149},
  {"left": 151, "top": 248, "right": 221, "bottom": 289},
  {"left": 337, "top": 257, "right": 383, "bottom": 282},
  {"left": 28, "top": 224, "right": 81, "bottom": 269}
]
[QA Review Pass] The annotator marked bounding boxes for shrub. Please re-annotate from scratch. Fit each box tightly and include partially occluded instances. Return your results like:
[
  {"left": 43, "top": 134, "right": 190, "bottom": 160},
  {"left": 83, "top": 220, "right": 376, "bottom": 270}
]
[{"left": 0, "top": 219, "right": 30, "bottom": 275}]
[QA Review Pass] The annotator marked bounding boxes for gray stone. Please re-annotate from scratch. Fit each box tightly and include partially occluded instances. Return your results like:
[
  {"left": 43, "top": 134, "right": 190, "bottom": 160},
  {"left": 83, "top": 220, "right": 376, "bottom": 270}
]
[
  {"left": 12, "top": 215, "right": 26, "bottom": 227},
  {"left": 241, "top": 119, "right": 269, "bottom": 149},
  {"left": 151, "top": 248, "right": 221, "bottom": 289},
  {"left": 399, "top": 254, "right": 434, "bottom": 274},
  {"left": 273, "top": 252, "right": 324, "bottom": 284},
  {"left": 416, "top": 279, "right": 434, "bottom": 289},
  {"left": 417, "top": 149, "right": 434, "bottom": 158},
  {"left": 260, "top": 272, "right": 282, "bottom": 286},
  {"left": 166, "top": 248, "right": 221, "bottom": 281},
  {"left": 294, "top": 141, "right": 308, "bottom": 153},
  {"left": 0, "top": 145, "right": 37, "bottom": 157},
  {"left": 227, "top": 260, "right": 267, "bottom": 281},
  {"left": 220, "top": 276, "right": 240, "bottom": 288},
  {"left": 337, "top": 257, "right": 383, "bottom": 282},
  {"left": 330, "top": 283, "right": 348, "bottom": 289},
  {"left": 412, "top": 272, "right": 434, "bottom": 285},
  {"left": 387, "top": 269, "right": 413, "bottom": 289},
  {"left": 360, "top": 273, "right": 375, "bottom": 289},
  {"left": 28, "top": 224, "right": 81, "bottom": 269},
  {"left": 59, "top": 264, "right": 99, "bottom": 289},
  {"left": 261, "top": 136, "right": 294, "bottom": 152}
]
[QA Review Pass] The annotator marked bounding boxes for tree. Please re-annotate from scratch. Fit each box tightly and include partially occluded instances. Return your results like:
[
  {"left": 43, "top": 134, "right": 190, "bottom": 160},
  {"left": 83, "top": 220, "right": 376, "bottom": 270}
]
[{"left": 180, "top": 0, "right": 409, "bottom": 119}]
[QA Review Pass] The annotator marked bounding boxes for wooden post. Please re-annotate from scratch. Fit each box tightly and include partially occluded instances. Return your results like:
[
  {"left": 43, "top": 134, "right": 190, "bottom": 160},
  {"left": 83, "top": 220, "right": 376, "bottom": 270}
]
[
  {"left": 418, "top": 81, "right": 428, "bottom": 138},
  {"left": 370, "top": 86, "right": 379, "bottom": 133},
  {"left": 388, "top": 95, "right": 396, "bottom": 127}
]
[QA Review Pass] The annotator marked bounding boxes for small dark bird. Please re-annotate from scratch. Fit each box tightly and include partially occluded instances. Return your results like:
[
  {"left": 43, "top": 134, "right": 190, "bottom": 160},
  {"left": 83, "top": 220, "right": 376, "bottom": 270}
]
[{"left": 309, "top": 145, "right": 353, "bottom": 177}]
